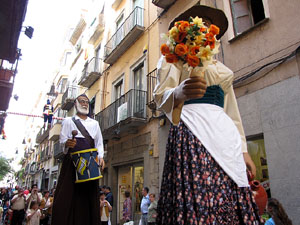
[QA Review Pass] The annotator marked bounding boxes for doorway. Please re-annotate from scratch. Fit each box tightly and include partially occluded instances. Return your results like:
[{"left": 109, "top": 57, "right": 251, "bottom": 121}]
[{"left": 117, "top": 164, "right": 144, "bottom": 224}]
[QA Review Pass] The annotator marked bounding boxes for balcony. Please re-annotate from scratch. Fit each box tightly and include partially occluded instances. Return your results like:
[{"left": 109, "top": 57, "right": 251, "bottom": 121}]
[
  {"left": 49, "top": 123, "right": 61, "bottom": 141},
  {"left": 104, "top": 7, "right": 144, "bottom": 65},
  {"left": 0, "top": 68, "right": 14, "bottom": 111},
  {"left": 88, "top": 12, "right": 105, "bottom": 45},
  {"left": 69, "top": 18, "right": 86, "bottom": 46},
  {"left": 61, "top": 86, "right": 78, "bottom": 110},
  {"left": 152, "top": 0, "right": 177, "bottom": 9},
  {"left": 52, "top": 93, "right": 63, "bottom": 109},
  {"left": 146, "top": 69, "right": 158, "bottom": 111},
  {"left": 29, "top": 162, "right": 37, "bottom": 175},
  {"left": 40, "top": 150, "right": 44, "bottom": 161},
  {"left": 25, "top": 164, "right": 29, "bottom": 175},
  {"left": 36, "top": 127, "right": 49, "bottom": 144},
  {"left": 54, "top": 142, "right": 64, "bottom": 159},
  {"left": 78, "top": 57, "right": 103, "bottom": 88},
  {"left": 95, "top": 89, "right": 147, "bottom": 140},
  {"left": 49, "top": 108, "right": 65, "bottom": 141}
]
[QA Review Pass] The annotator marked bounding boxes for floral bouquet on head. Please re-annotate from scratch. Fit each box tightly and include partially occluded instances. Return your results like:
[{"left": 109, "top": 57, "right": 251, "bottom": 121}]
[{"left": 160, "top": 16, "right": 220, "bottom": 76}]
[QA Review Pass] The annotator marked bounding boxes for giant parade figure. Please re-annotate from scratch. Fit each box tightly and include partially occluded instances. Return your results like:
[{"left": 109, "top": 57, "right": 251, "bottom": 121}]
[
  {"left": 154, "top": 4, "right": 262, "bottom": 224},
  {"left": 51, "top": 94, "right": 105, "bottom": 225}
]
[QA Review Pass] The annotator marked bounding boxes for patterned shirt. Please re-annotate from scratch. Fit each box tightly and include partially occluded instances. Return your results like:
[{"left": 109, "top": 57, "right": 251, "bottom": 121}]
[{"left": 122, "top": 198, "right": 132, "bottom": 221}]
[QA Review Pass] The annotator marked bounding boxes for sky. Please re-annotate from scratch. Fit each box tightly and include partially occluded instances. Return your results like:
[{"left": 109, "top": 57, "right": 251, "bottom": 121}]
[{"left": 0, "top": 0, "right": 83, "bottom": 185}]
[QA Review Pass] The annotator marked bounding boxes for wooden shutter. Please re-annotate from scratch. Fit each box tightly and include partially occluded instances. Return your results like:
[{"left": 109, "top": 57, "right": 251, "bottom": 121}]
[{"left": 230, "top": 0, "right": 253, "bottom": 35}]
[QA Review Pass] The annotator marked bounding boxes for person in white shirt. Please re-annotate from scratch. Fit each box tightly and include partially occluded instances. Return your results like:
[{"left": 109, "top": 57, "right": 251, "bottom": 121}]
[
  {"left": 10, "top": 188, "right": 26, "bottom": 225},
  {"left": 51, "top": 94, "right": 104, "bottom": 225},
  {"left": 26, "top": 201, "right": 42, "bottom": 225},
  {"left": 100, "top": 192, "right": 112, "bottom": 225},
  {"left": 26, "top": 184, "right": 41, "bottom": 208}
]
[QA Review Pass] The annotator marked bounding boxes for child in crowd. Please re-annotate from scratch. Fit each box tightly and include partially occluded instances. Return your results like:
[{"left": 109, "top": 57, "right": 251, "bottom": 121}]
[
  {"left": 100, "top": 191, "right": 112, "bottom": 225},
  {"left": 265, "top": 198, "right": 293, "bottom": 225},
  {"left": 26, "top": 200, "right": 42, "bottom": 225}
]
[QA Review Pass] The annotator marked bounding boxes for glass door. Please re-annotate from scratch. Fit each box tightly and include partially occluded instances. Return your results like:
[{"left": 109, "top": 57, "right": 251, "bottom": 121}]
[
  {"left": 118, "top": 166, "right": 132, "bottom": 224},
  {"left": 132, "top": 166, "right": 144, "bottom": 224},
  {"left": 117, "top": 164, "right": 144, "bottom": 224},
  {"left": 115, "top": 14, "right": 124, "bottom": 47},
  {"left": 133, "top": 64, "right": 145, "bottom": 117},
  {"left": 133, "top": 0, "right": 143, "bottom": 27}
]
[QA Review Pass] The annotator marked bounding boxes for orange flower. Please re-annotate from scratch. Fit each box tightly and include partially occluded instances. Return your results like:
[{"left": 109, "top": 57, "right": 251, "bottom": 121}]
[
  {"left": 178, "top": 21, "right": 190, "bottom": 33},
  {"left": 200, "top": 27, "right": 207, "bottom": 33},
  {"left": 175, "top": 43, "right": 188, "bottom": 56},
  {"left": 165, "top": 54, "right": 179, "bottom": 63},
  {"left": 190, "top": 46, "right": 200, "bottom": 55},
  {"left": 175, "top": 21, "right": 186, "bottom": 27},
  {"left": 160, "top": 44, "right": 170, "bottom": 56},
  {"left": 209, "top": 24, "right": 220, "bottom": 36},
  {"left": 186, "top": 54, "right": 200, "bottom": 67},
  {"left": 205, "top": 40, "right": 215, "bottom": 50},
  {"left": 174, "top": 32, "right": 187, "bottom": 43},
  {"left": 205, "top": 32, "right": 215, "bottom": 42}
]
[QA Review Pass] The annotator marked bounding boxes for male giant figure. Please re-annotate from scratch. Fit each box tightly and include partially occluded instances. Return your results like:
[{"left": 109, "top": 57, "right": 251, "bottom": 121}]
[{"left": 51, "top": 94, "right": 105, "bottom": 225}]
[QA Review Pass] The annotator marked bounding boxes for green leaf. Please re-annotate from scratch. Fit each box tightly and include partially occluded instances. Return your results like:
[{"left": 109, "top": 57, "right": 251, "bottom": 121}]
[
  {"left": 189, "top": 17, "right": 193, "bottom": 23},
  {"left": 188, "top": 31, "right": 193, "bottom": 36},
  {"left": 0, "top": 156, "right": 12, "bottom": 181}
]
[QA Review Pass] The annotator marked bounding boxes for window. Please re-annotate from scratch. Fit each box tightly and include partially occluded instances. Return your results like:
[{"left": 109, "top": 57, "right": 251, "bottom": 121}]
[
  {"left": 90, "top": 97, "right": 96, "bottom": 119},
  {"left": 95, "top": 45, "right": 101, "bottom": 72},
  {"left": 64, "top": 52, "right": 72, "bottom": 66},
  {"left": 115, "top": 14, "right": 124, "bottom": 46},
  {"left": 57, "top": 78, "right": 68, "bottom": 94},
  {"left": 133, "top": 63, "right": 144, "bottom": 90},
  {"left": 132, "top": 0, "right": 144, "bottom": 26},
  {"left": 247, "top": 134, "right": 271, "bottom": 197},
  {"left": 230, "top": 0, "right": 266, "bottom": 35},
  {"left": 132, "top": 62, "right": 145, "bottom": 117},
  {"left": 114, "top": 79, "right": 124, "bottom": 101}
]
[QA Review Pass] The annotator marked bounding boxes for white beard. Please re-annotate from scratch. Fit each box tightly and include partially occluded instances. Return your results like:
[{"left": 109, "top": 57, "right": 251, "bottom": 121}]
[{"left": 75, "top": 100, "right": 89, "bottom": 115}]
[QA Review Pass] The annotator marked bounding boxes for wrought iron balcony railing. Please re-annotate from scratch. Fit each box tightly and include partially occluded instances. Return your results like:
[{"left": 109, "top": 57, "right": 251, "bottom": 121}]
[
  {"left": 52, "top": 108, "right": 65, "bottom": 125},
  {"left": 36, "top": 127, "right": 49, "bottom": 144},
  {"left": 146, "top": 69, "right": 158, "bottom": 111},
  {"left": 54, "top": 141, "right": 64, "bottom": 158},
  {"left": 104, "top": 7, "right": 144, "bottom": 64},
  {"left": 79, "top": 57, "right": 103, "bottom": 88},
  {"left": 95, "top": 89, "right": 147, "bottom": 134},
  {"left": 25, "top": 164, "right": 30, "bottom": 174},
  {"left": 61, "top": 85, "right": 78, "bottom": 110},
  {"left": 29, "top": 162, "right": 36, "bottom": 174}
]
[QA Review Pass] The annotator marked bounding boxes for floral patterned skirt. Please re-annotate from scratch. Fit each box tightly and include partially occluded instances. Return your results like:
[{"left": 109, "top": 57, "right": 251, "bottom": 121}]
[{"left": 157, "top": 121, "right": 262, "bottom": 225}]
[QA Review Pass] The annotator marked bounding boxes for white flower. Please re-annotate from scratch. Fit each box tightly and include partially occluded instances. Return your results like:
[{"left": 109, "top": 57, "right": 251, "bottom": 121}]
[{"left": 192, "top": 16, "right": 204, "bottom": 27}]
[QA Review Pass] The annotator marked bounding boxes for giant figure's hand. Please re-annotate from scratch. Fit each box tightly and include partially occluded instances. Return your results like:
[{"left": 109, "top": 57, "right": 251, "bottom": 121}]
[
  {"left": 65, "top": 139, "right": 77, "bottom": 148},
  {"left": 243, "top": 152, "right": 256, "bottom": 178},
  {"left": 99, "top": 157, "right": 105, "bottom": 171},
  {"left": 174, "top": 76, "right": 207, "bottom": 107}
]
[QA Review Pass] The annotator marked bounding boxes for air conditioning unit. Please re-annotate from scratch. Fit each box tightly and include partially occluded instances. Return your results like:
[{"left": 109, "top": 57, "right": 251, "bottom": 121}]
[{"left": 117, "top": 102, "right": 128, "bottom": 123}]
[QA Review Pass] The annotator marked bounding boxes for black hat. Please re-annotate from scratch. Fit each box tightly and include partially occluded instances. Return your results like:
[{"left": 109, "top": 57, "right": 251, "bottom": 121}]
[
  {"left": 76, "top": 93, "right": 89, "bottom": 101},
  {"left": 169, "top": 4, "right": 228, "bottom": 40}
]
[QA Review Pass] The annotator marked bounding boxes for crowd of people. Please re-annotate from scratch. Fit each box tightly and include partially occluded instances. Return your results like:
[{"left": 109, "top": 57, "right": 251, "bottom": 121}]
[
  {"left": 0, "top": 184, "right": 294, "bottom": 225},
  {"left": 0, "top": 185, "right": 54, "bottom": 225}
]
